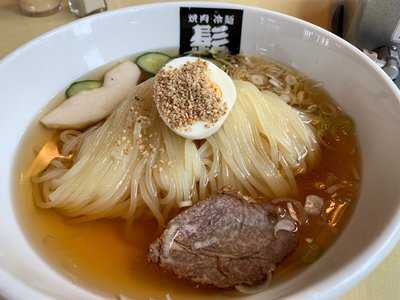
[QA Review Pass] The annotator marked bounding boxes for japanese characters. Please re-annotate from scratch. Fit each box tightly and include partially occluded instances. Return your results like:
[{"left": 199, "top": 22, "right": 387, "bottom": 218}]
[{"left": 180, "top": 7, "right": 243, "bottom": 54}]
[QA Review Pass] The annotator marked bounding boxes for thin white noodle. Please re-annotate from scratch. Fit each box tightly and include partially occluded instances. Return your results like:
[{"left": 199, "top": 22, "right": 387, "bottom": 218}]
[
  {"left": 37, "top": 79, "right": 319, "bottom": 224},
  {"left": 33, "top": 168, "right": 67, "bottom": 183}
]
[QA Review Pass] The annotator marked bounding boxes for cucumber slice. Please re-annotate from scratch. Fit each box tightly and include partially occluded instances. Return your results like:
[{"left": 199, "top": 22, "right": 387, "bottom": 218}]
[
  {"left": 65, "top": 80, "right": 102, "bottom": 98},
  {"left": 136, "top": 52, "right": 171, "bottom": 74}
]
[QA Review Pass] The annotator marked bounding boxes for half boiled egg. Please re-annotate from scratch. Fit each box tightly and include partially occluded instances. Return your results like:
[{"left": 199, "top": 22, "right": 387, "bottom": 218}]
[{"left": 153, "top": 56, "right": 236, "bottom": 140}]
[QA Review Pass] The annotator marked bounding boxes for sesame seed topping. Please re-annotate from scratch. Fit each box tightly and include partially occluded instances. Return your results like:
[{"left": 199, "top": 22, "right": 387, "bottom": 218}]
[{"left": 153, "top": 59, "right": 227, "bottom": 130}]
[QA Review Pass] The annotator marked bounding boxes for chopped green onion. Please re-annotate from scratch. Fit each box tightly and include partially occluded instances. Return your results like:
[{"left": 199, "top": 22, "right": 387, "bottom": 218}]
[{"left": 301, "top": 242, "right": 322, "bottom": 264}]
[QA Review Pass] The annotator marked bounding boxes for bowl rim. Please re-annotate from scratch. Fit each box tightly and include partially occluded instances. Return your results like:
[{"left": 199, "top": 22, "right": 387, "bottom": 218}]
[{"left": 2, "top": 2, "right": 400, "bottom": 300}]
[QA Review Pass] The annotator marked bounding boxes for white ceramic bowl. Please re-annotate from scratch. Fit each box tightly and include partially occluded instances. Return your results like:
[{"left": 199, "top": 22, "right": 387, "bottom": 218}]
[{"left": 1, "top": 2, "right": 400, "bottom": 300}]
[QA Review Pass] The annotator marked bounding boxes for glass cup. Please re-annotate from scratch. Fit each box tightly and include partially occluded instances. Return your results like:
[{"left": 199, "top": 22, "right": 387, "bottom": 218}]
[{"left": 18, "top": 0, "right": 64, "bottom": 17}]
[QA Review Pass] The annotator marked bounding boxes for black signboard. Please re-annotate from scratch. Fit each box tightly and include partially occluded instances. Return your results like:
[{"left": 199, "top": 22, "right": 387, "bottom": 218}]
[{"left": 180, "top": 7, "right": 243, "bottom": 54}]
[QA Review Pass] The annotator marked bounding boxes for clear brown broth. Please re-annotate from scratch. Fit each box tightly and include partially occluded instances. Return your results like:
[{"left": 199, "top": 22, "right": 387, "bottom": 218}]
[{"left": 13, "top": 55, "right": 361, "bottom": 300}]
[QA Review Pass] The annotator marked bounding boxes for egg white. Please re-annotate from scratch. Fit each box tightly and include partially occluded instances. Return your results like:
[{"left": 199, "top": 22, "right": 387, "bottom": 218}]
[{"left": 158, "top": 56, "right": 236, "bottom": 140}]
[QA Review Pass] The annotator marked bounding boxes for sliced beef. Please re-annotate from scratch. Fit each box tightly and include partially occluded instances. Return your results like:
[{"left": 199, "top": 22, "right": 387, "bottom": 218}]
[{"left": 148, "top": 192, "right": 299, "bottom": 288}]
